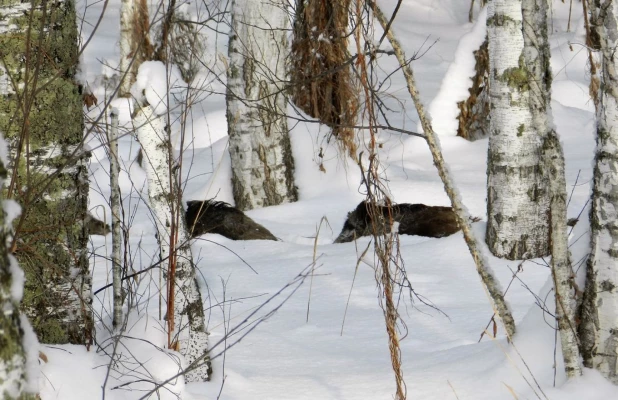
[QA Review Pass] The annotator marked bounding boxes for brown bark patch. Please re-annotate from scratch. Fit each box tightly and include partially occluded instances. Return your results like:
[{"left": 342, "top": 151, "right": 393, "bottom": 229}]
[
  {"left": 457, "top": 38, "right": 489, "bottom": 141},
  {"left": 290, "top": 0, "right": 359, "bottom": 158}
]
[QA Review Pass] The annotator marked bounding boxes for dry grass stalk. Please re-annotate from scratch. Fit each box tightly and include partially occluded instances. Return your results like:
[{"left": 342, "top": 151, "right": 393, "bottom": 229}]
[
  {"left": 290, "top": 0, "right": 359, "bottom": 158},
  {"left": 351, "top": 0, "right": 406, "bottom": 395}
]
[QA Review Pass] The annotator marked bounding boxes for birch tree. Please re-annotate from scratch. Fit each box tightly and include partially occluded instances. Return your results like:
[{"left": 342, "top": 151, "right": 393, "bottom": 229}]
[
  {"left": 0, "top": 0, "right": 92, "bottom": 345},
  {"left": 486, "top": 0, "right": 550, "bottom": 260},
  {"left": 521, "top": 0, "right": 582, "bottom": 377},
  {"left": 133, "top": 95, "right": 211, "bottom": 382},
  {"left": 109, "top": 110, "right": 123, "bottom": 328},
  {"left": 544, "top": 127, "right": 583, "bottom": 378},
  {"left": 227, "top": 0, "right": 298, "bottom": 210},
  {"left": 579, "top": 0, "right": 618, "bottom": 384}
]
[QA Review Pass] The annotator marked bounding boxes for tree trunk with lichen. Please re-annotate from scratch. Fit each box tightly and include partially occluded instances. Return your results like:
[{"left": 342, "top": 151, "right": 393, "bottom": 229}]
[
  {"left": 485, "top": 0, "right": 550, "bottom": 260},
  {"left": 579, "top": 0, "right": 618, "bottom": 384},
  {"left": 227, "top": 0, "right": 298, "bottom": 211},
  {"left": 0, "top": 0, "right": 91, "bottom": 345}
]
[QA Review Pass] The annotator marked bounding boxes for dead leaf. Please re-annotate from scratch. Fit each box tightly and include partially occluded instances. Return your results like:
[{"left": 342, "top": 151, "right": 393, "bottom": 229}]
[{"left": 83, "top": 93, "right": 98, "bottom": 110}]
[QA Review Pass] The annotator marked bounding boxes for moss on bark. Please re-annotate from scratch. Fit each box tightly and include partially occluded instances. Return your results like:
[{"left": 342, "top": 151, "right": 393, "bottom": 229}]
[{"left": 0, "top": 0, "right": 91, "bottom": 345}]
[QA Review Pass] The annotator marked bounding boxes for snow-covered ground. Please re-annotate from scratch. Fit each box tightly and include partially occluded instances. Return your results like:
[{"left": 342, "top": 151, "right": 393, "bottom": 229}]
[{"left": 36, "top": 1, "right": 617, "bottom": 399}]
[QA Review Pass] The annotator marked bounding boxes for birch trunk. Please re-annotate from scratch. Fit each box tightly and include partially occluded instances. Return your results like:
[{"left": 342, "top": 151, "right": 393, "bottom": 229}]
[
  {"left": 486, "top": 0, "right": 550, "bottom": 260},
  {"left": 119, "top": 0, "right": 136, "bottom": 96},
  {"left": 0, "top": 0, "right": 92, "bottom": 345},
  {"left": 544, "top": 132, "right": 583, "bottom": 378},
  {"left": 227, "top": 0, "right": 298, "bottom": 210},
  {"left": 109, "top": 109, "right": 123, "bottom": 328},
  {"left": 579, "top": 0, "right": 618, "bottom": 384},
  {"left": 521, "top": 0, "right": 583, "bottom": 378},
  {"left": 369, "top": 0, "right": 516, "bottom": 338},
  {"left": 134, "top": 105, "right": 211, "bottom": 382}
]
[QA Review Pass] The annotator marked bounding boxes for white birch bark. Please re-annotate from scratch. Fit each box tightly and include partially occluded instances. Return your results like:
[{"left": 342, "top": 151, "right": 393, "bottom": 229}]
[
  {"left": 134, "top": 106, "right": 211, "bottom": 382},
  {"left": 109, "top": 109, "right": 123, "bottom": 328},
  {"left": 545, "top": 131, "right": 583, "bottom": 378},
  {"left": 521, "top": 0, "right": 583, "bottom": 378},
  {"left": 119, "top": 0, "right": 136, "bottom": 96},
  {"left": 369, "top": 0, "right": 516, "bottom": 338},
  {"left": 486, "top": 0, "right": 550, "bottom": 260},
  {"left": 227, "top": 0, "right": 298, "bottom": 210},
  {"left": 579, "top": 0, "right": 618, "bottom": 383}
]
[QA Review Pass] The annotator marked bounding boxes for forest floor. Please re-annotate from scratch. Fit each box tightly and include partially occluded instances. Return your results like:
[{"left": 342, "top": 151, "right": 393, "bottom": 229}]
[{"left": 37, "top": 1, "right": 617, "bottom": 399}]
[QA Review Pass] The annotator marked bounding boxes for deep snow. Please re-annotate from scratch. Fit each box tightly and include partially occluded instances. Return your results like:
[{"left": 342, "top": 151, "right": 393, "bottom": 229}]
[{"left": 32, "top": 0, "right": 618, "bottom": 399}]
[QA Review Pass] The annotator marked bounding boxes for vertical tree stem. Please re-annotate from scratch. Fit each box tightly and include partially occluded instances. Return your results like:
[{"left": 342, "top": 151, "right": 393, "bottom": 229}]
[
  {"left": 109, "top": 108, "right": 123, "bottom": 328},
  {"left": 134, "top": 105, "right": 211, "bottom": 382},
  {"left": 368, "top": 0, "right": 516, "bottom": 338},
  {"left": 544, "top": 131, "right": 582, "bottom": 378}
]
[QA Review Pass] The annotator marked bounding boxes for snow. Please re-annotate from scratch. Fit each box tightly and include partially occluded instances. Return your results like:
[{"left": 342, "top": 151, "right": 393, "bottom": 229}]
[
  {"left": 2, "top": 200, "right": 21, "bottom": 228},
  {"left": 20, "top": 314, "right": 40, "bottom": 392},
  {"left": 0, "top": 131, "right": 8, "bottom": 165},
  {"left": 429, "top": 7, "right": 487, "bottom": 137},
  {"left": 30, "top": 0, "right": 616, "bottom": 399},
  {"left": 0, "top": 355, "right": 23, "bottom": 398},
  {"left": 8, "top": 255, "right": 24, "bottom": 303},
  {"left": 0, "top": 131, "right": 36, "bottom": 397},
  {"left": 131, "top": 61, "right": 186, "bottom": 115}
]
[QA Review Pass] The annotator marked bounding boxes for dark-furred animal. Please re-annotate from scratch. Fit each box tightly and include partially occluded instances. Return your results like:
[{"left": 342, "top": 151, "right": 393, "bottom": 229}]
[
  {"left": 186, "top": 200, "right": 277, "bottom": 241},
  {"left": 334, "top": 201, "right": 461, "bottom": 243}
]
